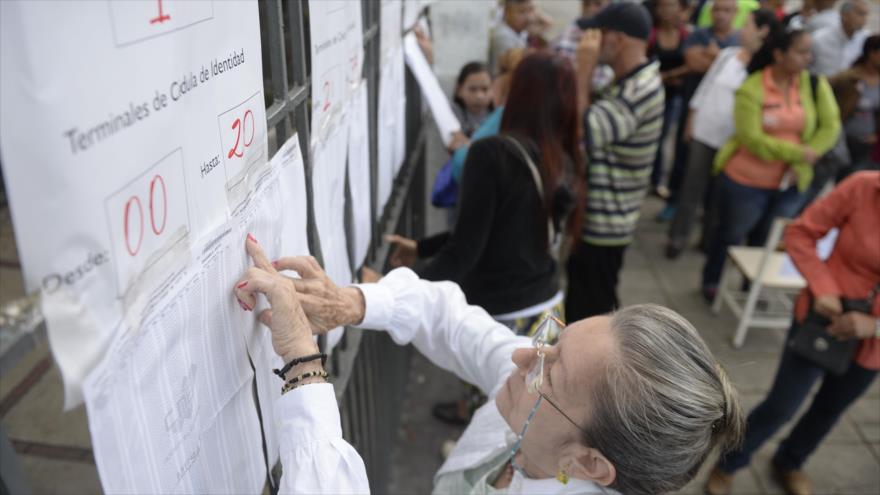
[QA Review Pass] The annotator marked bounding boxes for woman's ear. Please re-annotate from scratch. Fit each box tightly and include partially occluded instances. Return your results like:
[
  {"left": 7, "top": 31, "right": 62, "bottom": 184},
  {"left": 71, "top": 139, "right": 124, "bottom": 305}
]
[{"left": 562, "top": 446, "right": 616, "bottom": 487}]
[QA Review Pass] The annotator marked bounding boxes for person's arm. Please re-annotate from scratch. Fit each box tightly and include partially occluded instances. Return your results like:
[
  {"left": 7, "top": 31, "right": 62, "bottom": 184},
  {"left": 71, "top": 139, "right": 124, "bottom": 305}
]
[
  {"left": 803, "top": 75, "right": 842, "bottom": 156},
  {"left": 784, "top": 174, "right": 861, "bottom": 303},
  {"left": 661, "top": 64, "right": 691, "bottom": 83},
  {"left": 267, "top": 257, "right": 527, "bottom": 399},
  {"left": 354, "top": 268, "right": 526, "bottom": 397},
  {"left": 276, "top": 385, "right": 370, "bottom": 494},
  {"left": 418, "top": 140, "right": 499, "bottom": 282},
  {"left": 417, "top": 232, "right": 451, "bottom": 258},
  {"left": 451, "top": 106, "right": 504, "bottom": 182},
  {"left": 233, "top": 240, "right": 370, "bottom": 494},
  {"left": 731, "top": 80, "right": 806, "bottom": 163},
  {"left": 684, "top": 45, "right": 715, "bottom": 74},
  {"left": 584, "top": 94, "right": 644, "bottom": 150},
  {"left": 576, "top": 29, "right": 601, "bottom": 116}
]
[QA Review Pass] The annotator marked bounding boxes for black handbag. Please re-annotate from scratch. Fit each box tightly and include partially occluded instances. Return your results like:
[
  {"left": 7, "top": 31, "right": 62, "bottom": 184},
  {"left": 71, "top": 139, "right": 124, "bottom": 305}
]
[{"left": 788, "top": 285, "right": 879, "bottom": 375}]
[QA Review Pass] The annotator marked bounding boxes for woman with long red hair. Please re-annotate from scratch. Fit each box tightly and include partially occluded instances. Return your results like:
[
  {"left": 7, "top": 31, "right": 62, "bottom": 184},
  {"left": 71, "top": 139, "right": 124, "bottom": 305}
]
[{"left": 386, "top": 51, "right": 585, "bottom": 423}]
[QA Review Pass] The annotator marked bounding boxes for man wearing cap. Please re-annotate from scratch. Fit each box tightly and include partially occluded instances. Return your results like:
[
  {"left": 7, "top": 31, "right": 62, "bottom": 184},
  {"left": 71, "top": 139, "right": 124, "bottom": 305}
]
[{"left": 566, "top": 2, "right": 664, "bottom": 322}]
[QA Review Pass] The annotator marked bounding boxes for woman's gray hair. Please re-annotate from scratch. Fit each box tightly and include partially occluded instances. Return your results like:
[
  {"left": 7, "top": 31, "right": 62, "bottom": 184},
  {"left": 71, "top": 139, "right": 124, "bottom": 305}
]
[{"left": 583, "top": 304, "right": 744, "bottom": 495}]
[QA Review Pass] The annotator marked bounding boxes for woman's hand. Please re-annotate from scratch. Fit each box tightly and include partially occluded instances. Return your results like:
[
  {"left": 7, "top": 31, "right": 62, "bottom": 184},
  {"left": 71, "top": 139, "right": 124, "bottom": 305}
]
[
  {"left": 233, "top": 236, "right": 317, "bottom": 362},
  {"left": 385, "top": 234, "right": 418, "bottom": 268},
  {"left": 448, "top": 131, "right": 470, "bottom": 152},
  {"left": 802, "top": 146, "right": 820, "bottom": 165},
  {"left": 360, "top": 266, "right": 382, "bottom": 283},
  {"left": 814, "top": 294, "right": 843, "bottom": 318},
  {"left": 271, "top": 255, "right": 366, "bottom": 334},
  {"left": 828, "top": 312, "right": 877, "bottom": 340}
]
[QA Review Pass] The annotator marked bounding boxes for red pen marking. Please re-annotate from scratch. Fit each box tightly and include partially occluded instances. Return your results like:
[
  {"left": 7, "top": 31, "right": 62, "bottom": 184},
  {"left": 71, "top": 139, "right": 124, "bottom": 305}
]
[
  {"left": 149, "top": 0, "right": 171, "bottom": 25},
  {"left": 149, "top": 174, "right": 167, "bottom": 235},
  {"left": 322, "top": 81, "right": 332, "bottom": 112},
  {"left": 228, "top": 118, "right": 244, "bottom": 158},
  {"left": 124, "top": 196, "right": 144, "bottom": 257},
  {"left": 243, "top": 109, "right": 255, "bottom": 147}
]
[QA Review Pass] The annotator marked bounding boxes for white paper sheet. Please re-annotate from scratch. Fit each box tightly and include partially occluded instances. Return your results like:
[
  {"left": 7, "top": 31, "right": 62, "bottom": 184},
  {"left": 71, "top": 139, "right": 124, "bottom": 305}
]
[
  {"left": 348, "top": 81, "right": 373, "bottom": 268},
  {"left": 308, "top": 0, "right": 364, "bottom": 143},
  {"left": 404, "top": 32, "right": 461, "bottom": 147},
  {"left": 311, "top": 123, "right": 352, "bottom": 351},
  {"left": 0, "top": 0, "right": 268, "bottom": 404},
  {"left": 402, "top": 0, "right": 422, "bottom": 30},
  {"left": 779, "top": 228, "right": 839, "bottom": 278},
  {"left": 376, "top": 0, "right": 406, "bottom": 215},
  {"left": 83, "top": 138, "right": 309, "bottom": 493}
]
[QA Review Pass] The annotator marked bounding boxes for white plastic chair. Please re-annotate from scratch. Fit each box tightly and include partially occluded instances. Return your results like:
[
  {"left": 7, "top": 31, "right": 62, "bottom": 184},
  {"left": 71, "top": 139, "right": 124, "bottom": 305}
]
[{"left": 712, "top": 218, "right": 806, "bottom": 348}]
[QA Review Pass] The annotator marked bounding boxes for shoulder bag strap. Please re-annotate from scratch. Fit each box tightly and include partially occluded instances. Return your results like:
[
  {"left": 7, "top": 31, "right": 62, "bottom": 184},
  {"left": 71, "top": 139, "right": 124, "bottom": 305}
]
[
  {"left": 503, "top": 136, "right": 560, "bottom": 255},
  {"left": 504, "top": 136, "right": 545, "bottom": 201}
]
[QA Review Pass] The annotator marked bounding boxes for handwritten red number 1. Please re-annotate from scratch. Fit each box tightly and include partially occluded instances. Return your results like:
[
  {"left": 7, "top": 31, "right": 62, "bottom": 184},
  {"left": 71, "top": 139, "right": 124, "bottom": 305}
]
[
  {"left": 124, "top": 174, "right": 167, "bottom": 257},
  {"left": 150, "top": 0, "right": 171, "bottom": 25},
  {"left": 227, "top": 109, "right": 256, "bottom": 159}
]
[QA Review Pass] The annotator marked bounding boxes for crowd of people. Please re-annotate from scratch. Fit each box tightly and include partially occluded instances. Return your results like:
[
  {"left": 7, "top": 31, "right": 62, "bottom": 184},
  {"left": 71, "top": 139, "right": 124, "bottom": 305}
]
[{"left": 232, "top": 0, "right": 878, "bottom": 494}]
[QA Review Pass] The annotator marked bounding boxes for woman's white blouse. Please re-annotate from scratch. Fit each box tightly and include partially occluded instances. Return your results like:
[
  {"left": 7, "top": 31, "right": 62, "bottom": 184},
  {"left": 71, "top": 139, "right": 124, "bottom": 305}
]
[{"left": 276, "top": 268, "right": 609, "bottom": 494}]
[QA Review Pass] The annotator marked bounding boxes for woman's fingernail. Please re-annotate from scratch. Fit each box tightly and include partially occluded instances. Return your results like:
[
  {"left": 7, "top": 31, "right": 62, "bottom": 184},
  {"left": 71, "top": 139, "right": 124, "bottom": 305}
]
[
  {"left": 236, "top": 281, "right": 248, "bottom": 289},
  {"left": 247, "top": 233, "right": 257, "bottom": 244},
  {"left": 271, "top": 260, "right": 279, "bottom": 268}
]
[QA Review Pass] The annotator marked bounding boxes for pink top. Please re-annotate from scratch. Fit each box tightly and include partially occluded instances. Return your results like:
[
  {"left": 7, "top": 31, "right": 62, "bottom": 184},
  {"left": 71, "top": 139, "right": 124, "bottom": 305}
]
[{"left": 725, "top": 69, "right": 805, "bottom": 190}]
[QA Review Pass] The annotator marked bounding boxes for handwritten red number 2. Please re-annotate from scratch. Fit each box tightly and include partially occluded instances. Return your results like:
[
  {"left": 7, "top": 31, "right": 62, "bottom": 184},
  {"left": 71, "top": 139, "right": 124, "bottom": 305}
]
[
  {"left": 124, "top": 174, "right": 167, "bottom": 257},
  {"left": 150, "top": 0, "right": 171, "bottom": 25},
  {"left": 227, "top": 109, "right": 255, "bottom": 159}
]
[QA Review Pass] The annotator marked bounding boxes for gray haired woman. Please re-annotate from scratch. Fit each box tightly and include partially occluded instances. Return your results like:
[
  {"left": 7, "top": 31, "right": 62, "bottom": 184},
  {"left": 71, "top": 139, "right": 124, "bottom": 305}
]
[{"left": 232, "top": 237, "right": 744, "bottom": 494}]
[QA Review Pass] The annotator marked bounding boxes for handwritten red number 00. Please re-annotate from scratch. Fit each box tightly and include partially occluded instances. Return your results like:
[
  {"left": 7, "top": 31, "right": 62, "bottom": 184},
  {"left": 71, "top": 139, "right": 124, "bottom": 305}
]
[
  {"left": 227, "top": 109, "right": 256, "bottom": 159},
  {"left": 123, "top": 174, "right": 167, "bottom": 257}
]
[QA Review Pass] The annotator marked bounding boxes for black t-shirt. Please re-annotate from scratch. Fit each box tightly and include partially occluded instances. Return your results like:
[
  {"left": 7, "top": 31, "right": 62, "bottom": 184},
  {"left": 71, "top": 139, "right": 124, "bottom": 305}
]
[{"left": 416, "top": 135, "right": 564, "bottom": 315}]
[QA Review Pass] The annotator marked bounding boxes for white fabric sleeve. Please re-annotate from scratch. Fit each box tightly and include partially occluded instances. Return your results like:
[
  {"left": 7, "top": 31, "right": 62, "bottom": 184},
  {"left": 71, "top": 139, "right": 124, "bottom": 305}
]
[
  {"left": 690, "top": 47, "right": 736, "bottom": 110},
  {"left": 353, "top": 268, "right": 528, "bottom": 398},
  {"left": 276, "top": 383, "right": 370, "bottom": 494}
]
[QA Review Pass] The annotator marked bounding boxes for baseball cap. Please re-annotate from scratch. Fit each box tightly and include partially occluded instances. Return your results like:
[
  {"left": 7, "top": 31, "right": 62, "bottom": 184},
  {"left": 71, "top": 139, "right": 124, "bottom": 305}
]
[{"left": 576, "top": 2, "right": 652, "bottom": 41}]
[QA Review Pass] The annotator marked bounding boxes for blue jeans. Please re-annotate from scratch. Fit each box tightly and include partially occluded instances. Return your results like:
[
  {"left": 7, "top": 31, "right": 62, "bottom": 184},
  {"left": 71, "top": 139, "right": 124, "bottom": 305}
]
[
  {"left": 719, "top": 323, "right": 878, "bottom": 473},
  {"left": 651, "top": 93, "right": 682, "bottom": 189},
  {"left": 701, "top": 173, "right": 805, "bottom": 288}
]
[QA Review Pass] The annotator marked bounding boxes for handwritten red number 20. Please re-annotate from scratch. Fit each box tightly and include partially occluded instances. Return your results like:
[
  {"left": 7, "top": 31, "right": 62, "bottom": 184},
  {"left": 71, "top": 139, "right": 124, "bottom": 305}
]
[
  {"left": 227, "top": 109, "right": 255, "bottom": 159},
  {"left": 123, "top": 174, "right": 167, "bottom": 257}
]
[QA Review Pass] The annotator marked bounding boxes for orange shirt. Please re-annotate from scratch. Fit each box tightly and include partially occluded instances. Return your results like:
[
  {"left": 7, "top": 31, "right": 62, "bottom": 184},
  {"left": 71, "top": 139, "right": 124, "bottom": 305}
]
[
  {"left": 785, "top": 171, "right": 880, "bottom": 370},
  {"left": 725, "top": 69, "right": 805, "bottom": 190}
]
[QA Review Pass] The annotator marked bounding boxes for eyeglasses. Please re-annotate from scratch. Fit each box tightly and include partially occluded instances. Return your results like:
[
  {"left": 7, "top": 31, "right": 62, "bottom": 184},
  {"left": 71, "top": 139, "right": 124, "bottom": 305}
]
[{"left": 527, "top": 315, "right": 589, "bottom": 437}]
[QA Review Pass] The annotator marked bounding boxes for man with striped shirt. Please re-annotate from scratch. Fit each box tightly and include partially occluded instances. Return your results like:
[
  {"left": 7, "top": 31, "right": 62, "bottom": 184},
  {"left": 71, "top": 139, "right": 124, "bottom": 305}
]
[{"left": 566, "top": 3, "right": 665, "bottom": 322}]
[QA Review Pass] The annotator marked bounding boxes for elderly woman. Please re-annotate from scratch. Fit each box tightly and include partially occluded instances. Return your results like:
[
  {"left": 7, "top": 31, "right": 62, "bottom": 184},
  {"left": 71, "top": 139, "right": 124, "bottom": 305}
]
[{"left": 233, "top": 238, "right": 744, "bottom": 494}]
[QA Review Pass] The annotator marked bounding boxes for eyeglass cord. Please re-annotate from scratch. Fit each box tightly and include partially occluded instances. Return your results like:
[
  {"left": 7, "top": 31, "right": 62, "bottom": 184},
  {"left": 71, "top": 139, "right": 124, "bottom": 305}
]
[{"left": 508, "top": 394, "right": 543, "bottom": 477}]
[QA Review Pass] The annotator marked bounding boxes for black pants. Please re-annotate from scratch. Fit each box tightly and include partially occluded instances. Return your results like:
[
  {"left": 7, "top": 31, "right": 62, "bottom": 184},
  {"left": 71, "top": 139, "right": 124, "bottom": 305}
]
[
  {"left": 719, "top": 323, "right": 878, "bottom": 473},
  {"left": 565, "top": 242, "right": 627, "bottom": 322}
]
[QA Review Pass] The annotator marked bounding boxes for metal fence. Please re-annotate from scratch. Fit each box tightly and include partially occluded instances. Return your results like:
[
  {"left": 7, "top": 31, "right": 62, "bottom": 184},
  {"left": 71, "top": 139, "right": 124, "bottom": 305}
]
[{"left": 258, "top": 1, "right": 426, "bottom": 492}]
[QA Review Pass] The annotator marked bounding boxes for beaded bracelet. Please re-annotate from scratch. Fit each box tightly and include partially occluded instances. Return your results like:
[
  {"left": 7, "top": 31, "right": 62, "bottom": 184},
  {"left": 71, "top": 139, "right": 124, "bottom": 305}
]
[
  {"left": 281, "top": 369, "right": 329, "bottom": 395},
  {"left": 273, "top": 353, "right": 327, "bottom": 379}
]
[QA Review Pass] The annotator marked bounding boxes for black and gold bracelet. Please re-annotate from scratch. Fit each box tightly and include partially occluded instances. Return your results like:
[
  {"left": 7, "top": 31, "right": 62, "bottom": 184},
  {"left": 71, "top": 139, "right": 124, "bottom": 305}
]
[
  {"left": 273, "top": 353, "right": 327, "bottom": 379},
  {"left": 281, "top": 369, "right": 328, "bottom": 395}
]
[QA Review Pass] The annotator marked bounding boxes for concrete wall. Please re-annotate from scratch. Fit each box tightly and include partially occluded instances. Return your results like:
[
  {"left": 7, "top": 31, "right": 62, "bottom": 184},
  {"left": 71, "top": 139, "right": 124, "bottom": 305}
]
[{"left": 429, "top": 0, "right": 496, "bottom": 93}]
